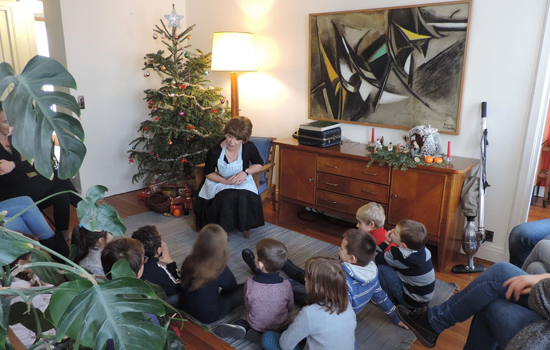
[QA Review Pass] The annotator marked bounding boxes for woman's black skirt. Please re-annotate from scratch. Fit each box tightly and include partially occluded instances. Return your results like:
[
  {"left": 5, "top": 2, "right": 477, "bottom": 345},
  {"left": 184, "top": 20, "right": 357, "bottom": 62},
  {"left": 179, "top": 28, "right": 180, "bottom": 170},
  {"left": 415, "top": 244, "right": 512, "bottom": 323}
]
[{"left": 194, "top": 189, "right": 265, "bottom": 233}]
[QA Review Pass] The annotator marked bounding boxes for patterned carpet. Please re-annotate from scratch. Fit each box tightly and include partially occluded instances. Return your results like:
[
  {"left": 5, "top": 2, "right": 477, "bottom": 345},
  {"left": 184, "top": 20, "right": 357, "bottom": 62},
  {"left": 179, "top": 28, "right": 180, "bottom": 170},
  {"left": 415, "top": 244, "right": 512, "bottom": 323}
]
[{"left": 123, "top": 211, "right": 459, "bottom": 350}]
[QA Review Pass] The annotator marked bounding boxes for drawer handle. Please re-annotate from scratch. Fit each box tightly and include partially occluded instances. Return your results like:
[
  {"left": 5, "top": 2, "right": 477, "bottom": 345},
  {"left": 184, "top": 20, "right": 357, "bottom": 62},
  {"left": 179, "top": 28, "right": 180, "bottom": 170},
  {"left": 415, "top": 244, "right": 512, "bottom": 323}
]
[
  {"left": 309, "top": 178, "right": 314, "bottom": 182},
  {"left": 362, "top": 190, "right": 377, "bottom": 195},
  {"left": 363, "top": 171, "right": 378, "bottom": 176},
  {"left": 323, "top": 199, "right": 338, "bottom": 204},
  {"left": 325, "top": 182, "right": 339, "bottom": 187},
  {"left": 325, "top": 165, "right": 338, "bottom": 169},
  {"left": 391, "top": 194, "right": 397, "bottom": 198}
]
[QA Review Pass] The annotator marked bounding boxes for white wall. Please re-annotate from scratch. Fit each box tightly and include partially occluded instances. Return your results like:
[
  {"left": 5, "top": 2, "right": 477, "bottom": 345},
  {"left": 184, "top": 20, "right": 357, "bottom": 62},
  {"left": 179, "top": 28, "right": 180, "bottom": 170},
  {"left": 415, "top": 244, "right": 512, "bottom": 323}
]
[
  {"left": 50, "top": 0, "right": 187, "bottom": 196},
  {"left": 186, "top": 0, "right": 550, "bottom": 262}
]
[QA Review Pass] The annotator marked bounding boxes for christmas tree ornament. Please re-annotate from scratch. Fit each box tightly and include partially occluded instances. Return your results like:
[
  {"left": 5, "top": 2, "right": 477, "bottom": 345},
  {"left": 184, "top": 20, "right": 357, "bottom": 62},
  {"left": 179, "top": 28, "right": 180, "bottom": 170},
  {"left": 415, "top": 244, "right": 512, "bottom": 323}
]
[
  {"left": 174, "top": 34, "right": 179, "bottom": 39},
  {"left": 184, "top": 51, "right": 190, "bottom": 58},
  {"left": 181, "top": 159, "right": 187, "bottom": 164},
  {"left": 129, "top": 158, "right": 134, "bottom": 164},
  {"left": 132, "top": 145, "right": 136, "bottom": 150},
  {"left": 156, "top": 154, "right": 160, "bottom": 158},
  {"left": 183, "top": 84, "right": 187, "bottom": 89},
  {"left": 168, "top": 140, "right": 173, "bottom": 145},
  {"left": 161, "top": 32, "right": 165, "bottom": 39},
  {"left": 144, "top": 127, "right": 148, "bottom": 131},
  {"left": 188, "top": 35, "right": 192, "bottom": 40},
  {"left": 179, "top": 84, "right": 185, "bottom": 89},
  {"left": 221, "top": 99, "right": 226, "bottom": 104},
  {"left": 179, "top": 111, "right": 184, "bottom": 116},
  {"left": 155, "top": 117, "right": 160, "bottom": 121},
  {"left": 153, "top": 33, "right": 158, "bottom": 39},
  {"left": 152, "top": 107, "right": 157, "bottom": 112},
  {"left": 187, "top": 125, "right": 195, "bottom": 130},
  {"left": 204, "top": 70, "right": 208, "bottom": 75},
  {"left": 144, "top": 62, "right": 147, "bottom": 66},
  {"left": 144, "top": 70, "right": 150, "bottom": 77},
  {"left": 168, "top": 93, "right": 175, "bottom": 97},
  {"left": 161, "top": 65, "right": 166, "bottom": 71},
  {"left": 164, "top": 4, "right": 184, "bottom": 28}
]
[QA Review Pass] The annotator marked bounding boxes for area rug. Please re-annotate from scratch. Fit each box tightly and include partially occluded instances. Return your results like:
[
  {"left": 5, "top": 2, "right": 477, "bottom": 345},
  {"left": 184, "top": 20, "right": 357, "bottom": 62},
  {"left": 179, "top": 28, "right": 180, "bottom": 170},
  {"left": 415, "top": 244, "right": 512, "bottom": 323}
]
[{"left": 123, "top": 211, "right": 459, "bottom": 350}]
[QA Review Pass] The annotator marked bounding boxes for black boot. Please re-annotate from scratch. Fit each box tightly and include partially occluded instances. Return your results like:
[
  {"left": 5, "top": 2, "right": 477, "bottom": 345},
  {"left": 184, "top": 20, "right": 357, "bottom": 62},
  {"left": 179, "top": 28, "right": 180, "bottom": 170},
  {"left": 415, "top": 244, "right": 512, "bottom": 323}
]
[
  {"left": 282, "top": 258, "right": 305, "bottom": 284},
  {"left": 241, "top": 249, "right": 258, "bottom": 274},
  {"left": 396, "top": 305, "right": 439, "bottom": 348},
  {"left": 40, "top": 231, "right": 70, "bottom": 264}
]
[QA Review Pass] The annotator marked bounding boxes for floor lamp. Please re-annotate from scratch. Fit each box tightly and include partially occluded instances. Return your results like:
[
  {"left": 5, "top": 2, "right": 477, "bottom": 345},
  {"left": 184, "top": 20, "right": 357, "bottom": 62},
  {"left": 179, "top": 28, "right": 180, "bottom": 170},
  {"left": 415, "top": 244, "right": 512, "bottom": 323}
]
[{"left": 211, "top": 32, "right": 257, "bottom": 119}]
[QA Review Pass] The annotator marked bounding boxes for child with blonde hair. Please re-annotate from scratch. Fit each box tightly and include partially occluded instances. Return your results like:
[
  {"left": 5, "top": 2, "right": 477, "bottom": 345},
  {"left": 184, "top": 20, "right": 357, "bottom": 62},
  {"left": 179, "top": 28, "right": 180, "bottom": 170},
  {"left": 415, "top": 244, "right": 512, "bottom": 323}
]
[
  {"left": 356, "top": 202, "right": 395, "bottom": 251},
  {"left": 260, "top": 257, "right": 356, "bottom": 350},
  {"left": 179, "top": 224, "right": 243, "bottom": 323},
  {"left": 375, "top": 219, "right": 435, "bottom": 309}
]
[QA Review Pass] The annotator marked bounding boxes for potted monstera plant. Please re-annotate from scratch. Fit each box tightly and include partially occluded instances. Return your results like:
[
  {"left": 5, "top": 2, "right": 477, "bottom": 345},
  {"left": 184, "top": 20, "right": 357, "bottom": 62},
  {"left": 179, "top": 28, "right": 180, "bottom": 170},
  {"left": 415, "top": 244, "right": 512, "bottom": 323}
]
[{"left": 0, "top": 56, "right": 184, "bottom": 350}]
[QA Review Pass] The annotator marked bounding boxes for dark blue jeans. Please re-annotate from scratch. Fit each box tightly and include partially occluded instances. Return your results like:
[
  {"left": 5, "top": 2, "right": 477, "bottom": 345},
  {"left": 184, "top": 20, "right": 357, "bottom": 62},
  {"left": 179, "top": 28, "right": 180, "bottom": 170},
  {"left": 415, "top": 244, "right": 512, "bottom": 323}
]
[
  {"left": 428, "top": 262, "right": 541, "bottom": 349},
  {"left": 509, "top": 219, "right": 550, "bottom": 268},
  {"left": 377, "top": 265, "right": 416, "bottom": 309}
]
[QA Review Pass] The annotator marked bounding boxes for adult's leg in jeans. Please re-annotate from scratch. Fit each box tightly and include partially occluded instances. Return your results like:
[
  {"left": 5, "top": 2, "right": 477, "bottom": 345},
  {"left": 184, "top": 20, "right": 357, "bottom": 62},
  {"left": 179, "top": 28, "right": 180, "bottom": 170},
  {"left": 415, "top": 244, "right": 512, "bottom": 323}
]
[
  {"left": 428, "top": 262, "right": 530, "bottom": 333},
  {"left": 509, "top": 219, "right": 550, "bottom": 268},
  {"left": 377, "top": 265, "right": 414, "bottom": 308},
  {"left": 220, "top": 284, "right": 245, "bottom": 318},
  {"left": 1, "top": 196, "right": 54, "bottom": 239},
  {"left": 522, "top": 240, "right": 550, "bottom": 274},
  {"left": 464, "top": 298, "right": 541, "bottom": 350}
]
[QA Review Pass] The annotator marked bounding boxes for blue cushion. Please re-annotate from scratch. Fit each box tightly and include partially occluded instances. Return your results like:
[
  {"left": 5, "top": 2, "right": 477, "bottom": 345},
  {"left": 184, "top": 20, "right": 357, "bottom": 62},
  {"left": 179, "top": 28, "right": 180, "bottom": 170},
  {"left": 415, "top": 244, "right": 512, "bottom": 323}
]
[{"left": 249, "top": 137, "right": 273, "bottom": 194}]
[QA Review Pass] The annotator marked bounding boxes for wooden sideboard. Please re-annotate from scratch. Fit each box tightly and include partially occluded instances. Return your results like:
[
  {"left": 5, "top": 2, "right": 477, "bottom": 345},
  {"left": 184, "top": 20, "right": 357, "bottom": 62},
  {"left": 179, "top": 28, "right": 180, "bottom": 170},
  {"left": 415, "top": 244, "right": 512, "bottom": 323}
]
[{"left": 275, "top": 138, "right": 478, "bottom": 271}]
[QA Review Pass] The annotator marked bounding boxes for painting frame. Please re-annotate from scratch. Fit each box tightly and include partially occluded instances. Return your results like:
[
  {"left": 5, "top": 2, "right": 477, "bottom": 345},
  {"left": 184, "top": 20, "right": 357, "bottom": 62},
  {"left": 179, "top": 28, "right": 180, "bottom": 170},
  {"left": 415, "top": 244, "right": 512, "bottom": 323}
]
[{"left": 308, "top": 1, "right": 473, "bottom": 135}]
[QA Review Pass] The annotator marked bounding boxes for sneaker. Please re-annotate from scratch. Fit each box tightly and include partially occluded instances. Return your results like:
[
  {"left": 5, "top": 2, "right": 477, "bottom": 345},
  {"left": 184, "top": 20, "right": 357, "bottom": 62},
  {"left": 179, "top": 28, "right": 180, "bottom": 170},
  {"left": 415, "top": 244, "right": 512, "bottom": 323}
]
[
  {"left": 214, "top": 324, "right": 246, "bottom": 339},
  {"left": 246, "top": 329, "right": 262, "bottom": 344},
  {"left": 242, "top": 248, "right": 257, "bottom": 273},
  {"left": 396, "top": 305, "right": 439, "bottom": 348}
]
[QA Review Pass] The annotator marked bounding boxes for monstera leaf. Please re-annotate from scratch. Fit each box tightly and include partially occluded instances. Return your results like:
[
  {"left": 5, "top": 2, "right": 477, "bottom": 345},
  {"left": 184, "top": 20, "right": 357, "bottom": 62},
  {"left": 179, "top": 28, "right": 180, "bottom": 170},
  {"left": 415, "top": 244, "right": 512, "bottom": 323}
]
[
  {"left": 0, "top": 228, "right": 34, "bottom": 264},
  {"left": 0, "top": 55, "right": 85, "bottom": 180},
  {"left": 77, "top": 185, "right": 126, "bottom": 236},
  {"left": 49, "top": 262, "right": 167, "bottom": 350}
]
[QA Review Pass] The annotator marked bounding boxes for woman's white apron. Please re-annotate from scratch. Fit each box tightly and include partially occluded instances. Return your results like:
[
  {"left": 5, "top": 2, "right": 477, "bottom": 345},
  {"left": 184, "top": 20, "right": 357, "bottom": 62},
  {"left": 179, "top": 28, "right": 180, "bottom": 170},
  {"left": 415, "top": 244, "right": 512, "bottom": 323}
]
[{"left": 198, "top": 144, "right": 258, "bottom": 200}]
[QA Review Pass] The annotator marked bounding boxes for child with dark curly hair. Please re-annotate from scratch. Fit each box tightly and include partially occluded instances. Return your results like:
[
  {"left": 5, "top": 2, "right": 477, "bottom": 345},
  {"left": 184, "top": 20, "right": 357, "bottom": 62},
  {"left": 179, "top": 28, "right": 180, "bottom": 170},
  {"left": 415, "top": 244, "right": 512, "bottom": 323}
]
[{"left": 131, "top": 225, "right": 181, "bottom": 307}]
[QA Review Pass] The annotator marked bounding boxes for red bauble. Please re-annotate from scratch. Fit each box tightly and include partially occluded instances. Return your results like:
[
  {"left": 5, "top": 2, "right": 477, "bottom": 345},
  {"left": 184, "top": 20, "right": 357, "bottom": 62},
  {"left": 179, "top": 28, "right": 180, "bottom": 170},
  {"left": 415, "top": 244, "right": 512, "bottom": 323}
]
[
  {"left": 187, "top": 125, "right": 195, "bottom": 130},
  {"left": 155, "top": 117, "right": 160, "bottom": 121},
  {"left": 179, "top": 84, "right": 184, "bottom": 89},
  {"left": 174, "top": 34, "right": 179, "bottom": 39},
  {"left": 211, "top": 109, "right": 218, "bottom": 113},
  {"left": 156, "top": 154, "right": 159, "bottom": 158},
  {"left": 181, "top": 159, "right": 187, "bottom": 164},
  {"left": 144, "top": 127, "right": 148, "bottom": 131},
  {"left": 168, "top": 140, "right": 173, "bottom": 145},
  {"left": 129, "top": 158, "right": 134, "bottom": 164},
  {"left": 179, "top": 111, "right": 184, "bottom": 116}
]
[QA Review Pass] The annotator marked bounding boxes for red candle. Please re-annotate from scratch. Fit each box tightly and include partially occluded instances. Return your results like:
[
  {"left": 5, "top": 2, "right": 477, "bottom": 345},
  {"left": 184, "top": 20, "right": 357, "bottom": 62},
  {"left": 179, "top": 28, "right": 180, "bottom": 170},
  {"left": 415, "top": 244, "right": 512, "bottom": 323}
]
[
  {"left": 371, "top": 128, "right": 375, "bottom": 142},
  {"left": 447, "top": 141, "right": 451, "bottom": 159}
]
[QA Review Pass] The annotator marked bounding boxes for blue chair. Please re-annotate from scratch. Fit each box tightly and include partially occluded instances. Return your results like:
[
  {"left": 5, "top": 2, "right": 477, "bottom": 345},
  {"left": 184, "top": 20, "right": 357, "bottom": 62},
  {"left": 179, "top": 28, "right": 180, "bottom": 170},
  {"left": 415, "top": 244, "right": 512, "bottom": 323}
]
[{"left": 194, "top": 137, "right": 277, "bottom": 237}]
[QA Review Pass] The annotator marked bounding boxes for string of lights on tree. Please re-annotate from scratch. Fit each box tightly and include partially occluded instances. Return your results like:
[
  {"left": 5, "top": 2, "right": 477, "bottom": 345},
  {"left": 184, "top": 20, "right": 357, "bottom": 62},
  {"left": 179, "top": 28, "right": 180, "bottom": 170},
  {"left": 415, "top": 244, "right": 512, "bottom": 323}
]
[{"left": 128, "top": 5, "right": 229, "bottom": 186}]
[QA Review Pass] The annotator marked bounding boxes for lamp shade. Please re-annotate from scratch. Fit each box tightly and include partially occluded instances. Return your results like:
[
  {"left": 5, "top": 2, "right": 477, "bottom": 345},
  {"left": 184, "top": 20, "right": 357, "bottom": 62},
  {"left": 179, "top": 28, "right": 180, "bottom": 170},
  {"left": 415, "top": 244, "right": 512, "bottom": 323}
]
[{"left": 211, "top": 32, "right": 257, "bottom": 72}]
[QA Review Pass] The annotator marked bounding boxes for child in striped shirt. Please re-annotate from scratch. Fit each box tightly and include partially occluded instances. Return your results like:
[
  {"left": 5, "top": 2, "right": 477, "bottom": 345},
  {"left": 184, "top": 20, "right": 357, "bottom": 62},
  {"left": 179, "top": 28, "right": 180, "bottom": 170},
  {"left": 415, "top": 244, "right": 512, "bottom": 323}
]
[{"left": 375, "top": 219, "right": 435, "bottom": 309}]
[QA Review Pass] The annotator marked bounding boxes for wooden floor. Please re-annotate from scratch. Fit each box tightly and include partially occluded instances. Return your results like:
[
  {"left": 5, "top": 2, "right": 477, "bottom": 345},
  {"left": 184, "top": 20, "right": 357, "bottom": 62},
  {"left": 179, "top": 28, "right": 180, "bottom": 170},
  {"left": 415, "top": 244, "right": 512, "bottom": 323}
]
[{"left": 90, "top": 190, "right": 549, "bottom": 350}]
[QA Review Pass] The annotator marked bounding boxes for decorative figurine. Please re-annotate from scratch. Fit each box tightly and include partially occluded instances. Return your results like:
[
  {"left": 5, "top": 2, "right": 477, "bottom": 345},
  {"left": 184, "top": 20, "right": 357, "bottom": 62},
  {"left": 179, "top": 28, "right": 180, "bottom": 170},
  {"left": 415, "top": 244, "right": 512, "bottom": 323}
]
[
  {"left": 395, "top": 142, "right": 404, "bottom": 153},
  {"left": 402, "top": 125, "right": 442, "bottom": 156},
  {"left": 411, "top": 141, "right": 420, "bottom": 157},
  {"left": 387, "top": 142, "right": 393, "bottom": 152},
  {"left": 379, "top": 136, "right": 385, "bottom": 147},
  {"left": 183, "top": 186, "right": 193, "bottom": 215},
  {"left": 374, "top": 139, "right": 382, "bottom": 153}
]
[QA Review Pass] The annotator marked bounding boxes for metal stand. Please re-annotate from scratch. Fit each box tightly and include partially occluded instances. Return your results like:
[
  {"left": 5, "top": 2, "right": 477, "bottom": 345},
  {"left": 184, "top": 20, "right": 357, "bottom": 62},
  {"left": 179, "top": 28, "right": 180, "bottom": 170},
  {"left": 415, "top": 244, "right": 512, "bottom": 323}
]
[{"left": 452, "top": 102, "right": 489, "bottom": 274}]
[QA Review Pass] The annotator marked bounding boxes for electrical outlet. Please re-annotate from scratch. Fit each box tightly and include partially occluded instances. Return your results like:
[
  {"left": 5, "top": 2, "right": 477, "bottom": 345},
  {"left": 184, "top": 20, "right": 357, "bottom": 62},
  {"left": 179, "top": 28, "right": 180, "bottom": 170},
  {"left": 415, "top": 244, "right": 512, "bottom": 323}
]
[{"left": 484, "top": 229, "right": 494, "bottom": 242}]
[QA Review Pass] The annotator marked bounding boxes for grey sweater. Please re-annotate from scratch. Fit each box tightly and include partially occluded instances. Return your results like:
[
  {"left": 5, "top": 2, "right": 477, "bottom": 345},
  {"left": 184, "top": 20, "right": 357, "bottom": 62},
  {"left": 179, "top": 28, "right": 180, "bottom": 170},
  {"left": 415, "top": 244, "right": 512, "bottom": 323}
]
[
  {"left": 506, "top": 278, "right": 550, "bottom": 350},
  {"left": 279, "top": 303, "right": 356, "bottom": 350}
]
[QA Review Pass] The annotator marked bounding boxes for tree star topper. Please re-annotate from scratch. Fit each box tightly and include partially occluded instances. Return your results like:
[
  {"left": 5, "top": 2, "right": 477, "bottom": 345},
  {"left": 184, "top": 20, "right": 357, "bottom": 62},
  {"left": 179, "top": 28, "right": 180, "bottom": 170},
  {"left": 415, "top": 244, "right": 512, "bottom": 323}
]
[{"left": 165, "top": 4, "right": 184, "bottom": 28}]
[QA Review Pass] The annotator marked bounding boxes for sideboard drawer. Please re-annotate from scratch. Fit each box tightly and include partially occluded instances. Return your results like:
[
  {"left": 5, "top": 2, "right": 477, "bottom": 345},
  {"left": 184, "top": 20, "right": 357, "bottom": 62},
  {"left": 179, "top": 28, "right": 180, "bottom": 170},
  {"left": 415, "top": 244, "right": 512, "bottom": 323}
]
[
  {"left": 316, "top": 189, "right": 387, "bottom": 216},
  {"left": 317, "top": 173, "right": 390, "bottom": 204},
  {"left": 317, "top": 156, "right": 390, "bottom": 185}
]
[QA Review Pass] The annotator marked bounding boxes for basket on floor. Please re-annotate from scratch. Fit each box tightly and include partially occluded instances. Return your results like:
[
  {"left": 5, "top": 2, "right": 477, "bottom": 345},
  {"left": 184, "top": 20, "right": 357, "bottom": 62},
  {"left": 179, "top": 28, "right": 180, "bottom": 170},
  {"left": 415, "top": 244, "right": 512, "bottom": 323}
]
[{"left": 145, "top": 192, "right": 170, "bottom": 213}]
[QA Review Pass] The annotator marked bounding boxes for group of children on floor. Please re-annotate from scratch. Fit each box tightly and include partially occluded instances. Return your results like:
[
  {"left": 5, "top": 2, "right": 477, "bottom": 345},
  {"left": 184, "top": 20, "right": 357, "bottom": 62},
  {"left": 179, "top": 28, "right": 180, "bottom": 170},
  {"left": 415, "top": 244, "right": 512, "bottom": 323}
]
[{"left": 12, "top": 202, "right": 435, "bottom": 350}]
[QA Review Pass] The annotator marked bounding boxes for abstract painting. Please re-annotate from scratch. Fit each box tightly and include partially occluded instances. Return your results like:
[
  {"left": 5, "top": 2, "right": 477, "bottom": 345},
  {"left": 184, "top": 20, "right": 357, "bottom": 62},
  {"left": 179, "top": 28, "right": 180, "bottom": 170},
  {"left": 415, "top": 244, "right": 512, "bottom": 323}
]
[{"left": 309, "top": 1, "right": 472, "bottom": 134}]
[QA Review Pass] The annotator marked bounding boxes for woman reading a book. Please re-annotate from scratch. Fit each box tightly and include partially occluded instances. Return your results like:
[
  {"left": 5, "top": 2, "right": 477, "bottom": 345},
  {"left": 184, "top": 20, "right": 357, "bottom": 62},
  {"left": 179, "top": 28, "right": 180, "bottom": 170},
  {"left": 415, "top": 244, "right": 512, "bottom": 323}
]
[{"left": 194, "top": 116, "right": 265, "bottom": 233}]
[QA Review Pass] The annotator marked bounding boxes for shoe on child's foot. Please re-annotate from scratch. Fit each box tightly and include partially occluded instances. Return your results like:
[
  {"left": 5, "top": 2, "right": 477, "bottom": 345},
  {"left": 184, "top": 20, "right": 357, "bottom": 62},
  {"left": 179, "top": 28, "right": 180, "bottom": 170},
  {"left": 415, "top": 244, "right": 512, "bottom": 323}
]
[
  {"left": 214, "top": 324, "right": 246, "bottom": 339},
  {"left": 396, "top": 305, "right": 439, "bottom": 348},
  {"left": 242, "top": 248, "right": 256, "bottom": 273},
  {"left": 246, "top": 329, "right": 262, "bottom": 344}
]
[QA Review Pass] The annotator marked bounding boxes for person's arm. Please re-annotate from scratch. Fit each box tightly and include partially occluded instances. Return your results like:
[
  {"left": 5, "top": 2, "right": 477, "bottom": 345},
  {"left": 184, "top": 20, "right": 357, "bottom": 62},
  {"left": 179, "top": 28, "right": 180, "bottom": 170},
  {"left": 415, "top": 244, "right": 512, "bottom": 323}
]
[
  {"left": 243, "top": 142, "right": 263, "bottom": 176},
  {"left": 218, "top": 266, "right": 238, "bottom": 293},
  {"left": 370, "top": 281, "right": 400, "bottom": 325},
  {"left": 504, "top": 273, "right": 550, "bottom": 301},
  {"left": 203, "top": 142, "right": 231, "bottom": 184},
  {"left": 279, "top": 307, "right": 311, "bottom": 350}
]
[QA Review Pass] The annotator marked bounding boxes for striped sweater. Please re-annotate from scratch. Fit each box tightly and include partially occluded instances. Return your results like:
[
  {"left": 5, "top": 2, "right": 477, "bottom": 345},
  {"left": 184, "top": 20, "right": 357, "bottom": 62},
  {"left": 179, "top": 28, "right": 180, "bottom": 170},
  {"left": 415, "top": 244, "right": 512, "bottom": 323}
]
[
  {"left": 375, "top": 242, "right": 435, "bottom": 308},
  {"left": 342, "top": 261, "right": 400, "bottom": 324}
]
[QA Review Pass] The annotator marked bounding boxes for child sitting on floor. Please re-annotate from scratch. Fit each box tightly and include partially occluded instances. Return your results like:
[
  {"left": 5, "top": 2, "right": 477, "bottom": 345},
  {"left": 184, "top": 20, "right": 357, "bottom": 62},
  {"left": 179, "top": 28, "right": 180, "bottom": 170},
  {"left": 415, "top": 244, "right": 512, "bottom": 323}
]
[
  {"left": 72, "top": 224, "right": 113, "bottom": 276},
  {"left": 375, "top": 219, "right": 435, "bottom": 309},
  {"left": 242, "top": 229, "right": 405, "bottom": 328},
  {"left": 132, "top": 225, "right": 181, "bottom": 307},
  {"left": 260, "top": 257, "right": 356, "bottom": 350},
  {"left": 179, "top": 224, "right": 244, "bottom": 324},
  {"left": 356, "top": 202, "right": 396, "bottom": 251},
  {"left": 215, "top": 238, "right": 293, "bottom": 343}
]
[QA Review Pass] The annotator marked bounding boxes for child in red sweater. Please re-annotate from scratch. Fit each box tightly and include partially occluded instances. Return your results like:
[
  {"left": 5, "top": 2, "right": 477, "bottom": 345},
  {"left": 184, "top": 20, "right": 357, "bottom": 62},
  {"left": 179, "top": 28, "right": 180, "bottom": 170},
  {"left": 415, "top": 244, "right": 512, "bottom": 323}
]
[
  {"left": 215, "top": 238, "right": 293, "bottom": 343},
  {"left": 356, "top": 202, "right": 396, "bottom": 251}
]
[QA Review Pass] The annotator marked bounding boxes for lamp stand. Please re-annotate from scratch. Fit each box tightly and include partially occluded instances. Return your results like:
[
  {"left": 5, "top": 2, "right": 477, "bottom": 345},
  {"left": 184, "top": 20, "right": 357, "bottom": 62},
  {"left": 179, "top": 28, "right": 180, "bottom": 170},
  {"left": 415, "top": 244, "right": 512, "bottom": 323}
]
[{"left": 230, "top": 71, "right": 239, "bottom": 119}]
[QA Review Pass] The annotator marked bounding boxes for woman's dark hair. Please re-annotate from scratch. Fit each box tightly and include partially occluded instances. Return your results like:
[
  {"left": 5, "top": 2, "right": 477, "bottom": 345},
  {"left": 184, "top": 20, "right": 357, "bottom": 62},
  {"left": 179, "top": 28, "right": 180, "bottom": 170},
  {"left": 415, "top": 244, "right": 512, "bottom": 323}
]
[
  {"left": 305, "top": 257, "right": 349, "bottom": 315},
  {"left": 180, "top": 224, "right": 229, "bottom": 290},
  {"left": 8, "top": 252, "right": 32, "bottom": 281},
  {"left": 72, "top": 225, "right": 108, "bottom": 264},
  {"left": 223, "top": 116, "right": 253, "bottom": 142},
  {"left": 131, "top": 225, "right": 162, "bottom": 257}
]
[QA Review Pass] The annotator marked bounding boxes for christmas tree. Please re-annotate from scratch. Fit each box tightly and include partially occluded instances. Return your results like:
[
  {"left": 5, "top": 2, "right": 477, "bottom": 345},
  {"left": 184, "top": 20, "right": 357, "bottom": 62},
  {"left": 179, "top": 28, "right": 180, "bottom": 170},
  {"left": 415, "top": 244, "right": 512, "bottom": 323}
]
[{"left": 129, "top": 5, "right": 228, "bottom": 187}]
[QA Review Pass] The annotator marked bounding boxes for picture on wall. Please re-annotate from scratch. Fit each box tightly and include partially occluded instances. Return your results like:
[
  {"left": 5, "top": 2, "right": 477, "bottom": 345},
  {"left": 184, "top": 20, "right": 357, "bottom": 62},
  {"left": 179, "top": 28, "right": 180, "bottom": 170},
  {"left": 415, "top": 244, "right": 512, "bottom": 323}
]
[{"left": 309, "top": 1, "right": 472, "bottom": 134}]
